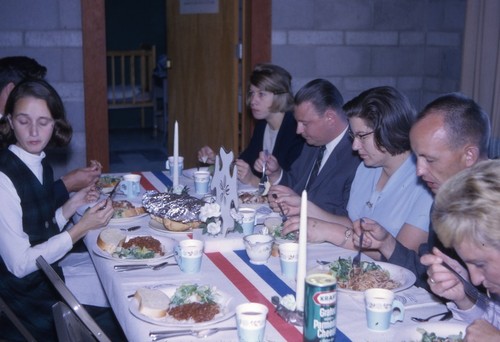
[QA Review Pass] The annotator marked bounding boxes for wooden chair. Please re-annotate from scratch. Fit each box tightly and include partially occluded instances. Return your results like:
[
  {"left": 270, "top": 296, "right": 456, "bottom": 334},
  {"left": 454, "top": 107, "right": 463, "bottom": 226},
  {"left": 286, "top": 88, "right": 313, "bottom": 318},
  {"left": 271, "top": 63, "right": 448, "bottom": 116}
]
[{"left": 106, "top": 44, "right": 156, "bottom": 130}]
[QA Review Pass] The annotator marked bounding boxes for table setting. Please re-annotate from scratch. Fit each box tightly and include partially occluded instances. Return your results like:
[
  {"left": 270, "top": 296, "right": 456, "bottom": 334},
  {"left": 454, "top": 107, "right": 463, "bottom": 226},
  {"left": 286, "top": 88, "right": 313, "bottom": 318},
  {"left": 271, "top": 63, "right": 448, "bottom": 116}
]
[{"left": 74, "top": 124, "right": 469, "bottom": 341}]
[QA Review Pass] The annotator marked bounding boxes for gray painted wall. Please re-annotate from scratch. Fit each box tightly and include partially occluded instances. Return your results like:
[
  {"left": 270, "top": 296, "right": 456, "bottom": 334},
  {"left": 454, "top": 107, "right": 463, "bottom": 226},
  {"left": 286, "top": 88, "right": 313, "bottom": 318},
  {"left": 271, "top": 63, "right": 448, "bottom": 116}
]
[
  {"left": 272, "top": 0, "right": 466, "bottom": 110},
  {"left": 0, "top": 0, "right": 466, "bottom": 179}
]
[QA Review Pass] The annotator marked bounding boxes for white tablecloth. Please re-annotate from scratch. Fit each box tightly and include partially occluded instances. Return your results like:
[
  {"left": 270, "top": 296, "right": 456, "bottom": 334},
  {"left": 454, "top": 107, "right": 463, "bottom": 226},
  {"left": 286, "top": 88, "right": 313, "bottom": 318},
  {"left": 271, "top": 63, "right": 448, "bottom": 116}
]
[{"left": 81, "top": 170, "right": 463, "bottom": 341}]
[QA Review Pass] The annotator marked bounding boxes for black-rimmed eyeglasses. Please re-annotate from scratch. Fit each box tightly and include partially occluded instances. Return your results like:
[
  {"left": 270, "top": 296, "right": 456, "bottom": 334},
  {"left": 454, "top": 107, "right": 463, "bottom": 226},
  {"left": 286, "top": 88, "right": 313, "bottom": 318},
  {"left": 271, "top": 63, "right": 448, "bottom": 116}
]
[{"left": 348, "top": 129, "right": 374, "bottom": 141}]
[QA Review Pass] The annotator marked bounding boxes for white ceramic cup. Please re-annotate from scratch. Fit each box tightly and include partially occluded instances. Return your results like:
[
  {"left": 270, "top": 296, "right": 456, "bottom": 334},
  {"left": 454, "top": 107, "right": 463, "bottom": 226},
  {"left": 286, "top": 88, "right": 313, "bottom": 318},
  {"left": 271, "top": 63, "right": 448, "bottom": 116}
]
[
  {"left": 278, "top": 242, "right": 299, "bottom": 279},
  {"left": 238, "top": 208, "right": 256, "bottom": 235},
  {"left": 194, "top": 170, "right": 211, "bottom": 194},
  {"left": 364, "top": 288, "right": 405, "bottom": 331},
  {"left": 174, "top": 239, "right": 204, "bottom": 273},
  {"left": 119, "top": 174, "right": 141, "bottom": 199},
  {"left": 243, "top": 234, "right": 274, "bottom": 265},
  {"left": 235, "top": 302, "right": 268, "bottom": 342},
  {"left": 166, "top": 156, "right": 184, "bottom": 177}
]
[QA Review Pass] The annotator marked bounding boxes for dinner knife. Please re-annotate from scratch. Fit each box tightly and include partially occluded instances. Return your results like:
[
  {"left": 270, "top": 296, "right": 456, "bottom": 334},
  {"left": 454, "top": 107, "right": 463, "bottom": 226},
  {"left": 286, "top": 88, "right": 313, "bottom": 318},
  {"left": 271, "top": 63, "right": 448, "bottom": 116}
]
[
  {"left": 99, "top": 180, "right": 120, "bottom": 210},
  {"left": 107, "top": 180, "right": 120, "bottom": 199}
]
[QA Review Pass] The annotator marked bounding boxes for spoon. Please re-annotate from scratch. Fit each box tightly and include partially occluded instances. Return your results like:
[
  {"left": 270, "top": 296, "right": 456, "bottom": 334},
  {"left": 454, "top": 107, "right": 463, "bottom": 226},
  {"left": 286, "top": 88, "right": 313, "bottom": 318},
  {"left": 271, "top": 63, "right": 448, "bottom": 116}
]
[
  {"left": 411, "top": 310, "right": 452, "bottom": 322},
  {"left": 120, "top": 225, "right": 141, "bottom": 232},
  {"left": 150, "top": 327, "right": 237, "bottom": 340}
]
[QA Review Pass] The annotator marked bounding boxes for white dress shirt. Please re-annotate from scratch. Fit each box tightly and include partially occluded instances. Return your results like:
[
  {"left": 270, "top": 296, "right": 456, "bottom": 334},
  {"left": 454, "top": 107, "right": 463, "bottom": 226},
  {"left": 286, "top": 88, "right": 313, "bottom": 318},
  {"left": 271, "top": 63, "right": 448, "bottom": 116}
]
[{"left": 0, "top": 145, "right": 72, "bottom": 278}]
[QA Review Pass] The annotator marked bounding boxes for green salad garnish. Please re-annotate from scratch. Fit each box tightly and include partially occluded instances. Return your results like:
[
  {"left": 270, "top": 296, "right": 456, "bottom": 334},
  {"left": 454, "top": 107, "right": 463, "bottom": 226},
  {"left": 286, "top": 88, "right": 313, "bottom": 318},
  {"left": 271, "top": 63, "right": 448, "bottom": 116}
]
[
  {"left": 329, "top": 257, "right": 383, "bottom": 282},
  {"left": 170, "top": 284, "right": 217, "bottom": 308},
  {"left": 112, "top": 246, "right": 155, "bottom": 259},
  {"left": 417, "top": 328, "right": 464, "bottom": 342}
]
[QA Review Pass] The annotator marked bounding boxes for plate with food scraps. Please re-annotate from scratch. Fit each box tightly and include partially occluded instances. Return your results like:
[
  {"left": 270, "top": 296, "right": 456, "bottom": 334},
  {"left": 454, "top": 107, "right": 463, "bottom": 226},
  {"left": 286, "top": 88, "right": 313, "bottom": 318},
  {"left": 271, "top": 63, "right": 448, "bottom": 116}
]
[
  {"left": 92, "top": 229, "right": 176, "bottom": 263},
  {"left": 314, "top": 257, "right": 416, "bottom": 295},
  {"left": 148, "top": 218, "right": 195, "bottom": 235},
  {"left": 238, "top": 190, "right": 269, "bottom": 209},
  {"left": 399, "top": 322, "right": 467, "bottom": 341},
  {"left": 97, "top": 175, "right": 122, "bottom": 193},
  {"left": 129, "top": 283, "right": 236, "bottom": 327},
  {"left": 77, "top": 199, "right": 148, "bottom": 226}
]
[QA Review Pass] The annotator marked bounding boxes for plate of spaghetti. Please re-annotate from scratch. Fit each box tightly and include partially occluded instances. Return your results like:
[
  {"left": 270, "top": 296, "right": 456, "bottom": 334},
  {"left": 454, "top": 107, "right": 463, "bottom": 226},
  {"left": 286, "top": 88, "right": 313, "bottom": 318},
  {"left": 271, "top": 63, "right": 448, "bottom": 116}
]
[{"left": 326, "top": 257, "right": 416, "bottom": 294}]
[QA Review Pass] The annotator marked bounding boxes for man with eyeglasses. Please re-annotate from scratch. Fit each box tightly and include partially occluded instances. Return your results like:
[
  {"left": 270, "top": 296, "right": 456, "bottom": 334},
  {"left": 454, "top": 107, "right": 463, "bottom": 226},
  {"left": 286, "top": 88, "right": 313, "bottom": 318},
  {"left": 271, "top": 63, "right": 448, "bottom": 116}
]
[
  {"left": 256, "top": 78, "right": 360, "bottom": 216},
  {"left": 351, "top": 92, "right": 491, "bottom": 288}
]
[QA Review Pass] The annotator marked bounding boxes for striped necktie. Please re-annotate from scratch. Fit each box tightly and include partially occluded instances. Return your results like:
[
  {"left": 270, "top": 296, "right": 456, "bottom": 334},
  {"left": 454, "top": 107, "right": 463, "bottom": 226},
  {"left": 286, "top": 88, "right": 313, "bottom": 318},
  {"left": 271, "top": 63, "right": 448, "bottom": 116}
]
[{"left": 306, "top": 145, "right": 326, "bottom": 191}]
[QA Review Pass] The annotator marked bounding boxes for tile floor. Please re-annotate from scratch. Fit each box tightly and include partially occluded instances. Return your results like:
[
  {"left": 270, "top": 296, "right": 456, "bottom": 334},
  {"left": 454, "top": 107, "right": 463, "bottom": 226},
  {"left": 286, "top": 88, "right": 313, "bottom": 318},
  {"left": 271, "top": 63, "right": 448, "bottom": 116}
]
[{"left": 108, "top": 128, "right": 168, "bottom": 173}]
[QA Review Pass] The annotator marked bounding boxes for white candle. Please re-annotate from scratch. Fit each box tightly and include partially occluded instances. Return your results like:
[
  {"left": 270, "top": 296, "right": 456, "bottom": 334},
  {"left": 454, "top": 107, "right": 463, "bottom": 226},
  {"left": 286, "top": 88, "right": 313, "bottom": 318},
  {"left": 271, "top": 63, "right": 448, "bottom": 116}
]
[
  {"left": 296, "top": 190, "right": 308, "bottom": 311},
  {"left": 173, "top": 121, "right": 179, "bottom": 188}
]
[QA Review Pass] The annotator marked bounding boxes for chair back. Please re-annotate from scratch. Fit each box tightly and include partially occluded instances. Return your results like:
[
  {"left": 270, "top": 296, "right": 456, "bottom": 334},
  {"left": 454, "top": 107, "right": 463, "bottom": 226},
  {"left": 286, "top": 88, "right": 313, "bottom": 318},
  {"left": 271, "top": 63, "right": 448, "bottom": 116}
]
[
  {"left": 36, "top": 256, "right": 111, "bottom": 342},
  {"left": 0, "top": 295, "right": 37, "bottom": 341},
  {"left": 52, "top": 301, "right": 96, "bottom": 342}
]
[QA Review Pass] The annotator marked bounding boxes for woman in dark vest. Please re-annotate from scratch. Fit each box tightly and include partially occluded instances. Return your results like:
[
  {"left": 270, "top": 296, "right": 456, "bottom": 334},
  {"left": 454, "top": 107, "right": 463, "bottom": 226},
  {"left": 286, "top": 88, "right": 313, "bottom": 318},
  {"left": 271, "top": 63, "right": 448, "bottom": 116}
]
[{"left": 0, "top": 79, "right": 119, "bottom": 340}]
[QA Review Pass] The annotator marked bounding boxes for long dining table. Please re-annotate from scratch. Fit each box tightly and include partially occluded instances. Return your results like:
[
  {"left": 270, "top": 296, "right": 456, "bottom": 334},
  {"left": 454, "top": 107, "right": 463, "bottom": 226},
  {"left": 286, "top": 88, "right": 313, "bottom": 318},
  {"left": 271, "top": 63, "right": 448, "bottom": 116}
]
[{"left": 82, "top": 169, "right": 465, "bottom": 341}]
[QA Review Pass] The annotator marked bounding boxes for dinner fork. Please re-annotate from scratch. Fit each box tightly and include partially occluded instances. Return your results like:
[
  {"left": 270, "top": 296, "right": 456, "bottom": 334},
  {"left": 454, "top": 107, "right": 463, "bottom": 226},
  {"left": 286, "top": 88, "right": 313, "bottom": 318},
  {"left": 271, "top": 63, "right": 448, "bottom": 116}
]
[
  {"left": 352, "top": 220, "right": 365, "bottom": 268},
  {"left": 258, "top": 149, "right": 269, "bottom": 195},
  {"left": 441, "top": 261, "right": 491, "bottom": 306}
]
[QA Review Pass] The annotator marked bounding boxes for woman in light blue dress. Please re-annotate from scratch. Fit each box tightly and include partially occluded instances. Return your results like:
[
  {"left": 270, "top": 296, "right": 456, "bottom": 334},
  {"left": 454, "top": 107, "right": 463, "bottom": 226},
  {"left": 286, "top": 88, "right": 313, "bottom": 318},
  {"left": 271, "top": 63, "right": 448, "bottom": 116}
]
[{"left": 282, "top": 86, "right": 433, "bottom": 261}]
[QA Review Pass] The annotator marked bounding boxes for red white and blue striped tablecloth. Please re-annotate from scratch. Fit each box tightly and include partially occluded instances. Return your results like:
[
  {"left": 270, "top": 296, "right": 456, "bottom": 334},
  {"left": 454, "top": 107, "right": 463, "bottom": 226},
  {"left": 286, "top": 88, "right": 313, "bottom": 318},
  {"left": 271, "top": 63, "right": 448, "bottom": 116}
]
[{"left": 85, "top": 170, "right": 450, "bottom": 342}]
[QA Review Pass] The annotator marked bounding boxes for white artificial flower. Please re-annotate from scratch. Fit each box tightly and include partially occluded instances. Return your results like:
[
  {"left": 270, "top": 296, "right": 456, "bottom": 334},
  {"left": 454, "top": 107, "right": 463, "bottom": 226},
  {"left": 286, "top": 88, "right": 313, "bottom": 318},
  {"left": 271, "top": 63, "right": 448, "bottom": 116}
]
[
  {"left": 230, "top": 208, "right": 243, "bottom": 224},
  {"left": 281, "top": 294, "right": 297, "bottom": 311},
  {"left": 207, "top": 220, "right": 221, "bottom": 235},
  {"left": 199, "top": 203, "right": 221, "bottom": 222}
]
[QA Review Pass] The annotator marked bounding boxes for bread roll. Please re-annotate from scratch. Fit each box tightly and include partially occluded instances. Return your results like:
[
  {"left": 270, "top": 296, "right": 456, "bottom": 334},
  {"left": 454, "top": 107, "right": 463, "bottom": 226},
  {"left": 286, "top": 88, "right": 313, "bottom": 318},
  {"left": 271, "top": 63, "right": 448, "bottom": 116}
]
[
  {"left": 97, "top": 228, "right": 126, "bottom": 254},
  {"left": 134, "top": 288, "right": 170, "bottom": 318}
]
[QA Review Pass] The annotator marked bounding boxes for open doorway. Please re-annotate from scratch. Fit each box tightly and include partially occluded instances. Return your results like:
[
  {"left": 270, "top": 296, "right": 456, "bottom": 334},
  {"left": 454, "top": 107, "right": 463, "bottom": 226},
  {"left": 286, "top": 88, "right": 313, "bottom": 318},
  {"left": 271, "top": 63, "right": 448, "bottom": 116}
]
[
  {"left": 105, "top": 0, "right": 168, "bottom": 172},
  {"left": 82, "top": 0, "right": 271, "bottom": 172}
]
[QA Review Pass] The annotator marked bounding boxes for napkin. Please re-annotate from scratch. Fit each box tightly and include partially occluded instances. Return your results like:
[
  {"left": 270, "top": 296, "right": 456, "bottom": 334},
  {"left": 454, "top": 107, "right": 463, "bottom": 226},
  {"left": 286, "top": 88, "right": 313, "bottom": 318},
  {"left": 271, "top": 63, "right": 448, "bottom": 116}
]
[
  {"left": 193, "top": 229, "right": 245, "bottom": 253},
  {"left": 60, "top": 252, "right": 110, "bottom": 307}
]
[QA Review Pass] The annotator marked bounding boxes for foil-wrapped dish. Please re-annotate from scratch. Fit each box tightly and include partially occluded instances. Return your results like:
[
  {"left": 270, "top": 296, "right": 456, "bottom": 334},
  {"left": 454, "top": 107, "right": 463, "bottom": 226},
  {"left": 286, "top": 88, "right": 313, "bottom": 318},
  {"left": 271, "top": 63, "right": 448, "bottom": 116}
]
[{"left": 142, "top": 191, "right": 204, "bottom": 232}]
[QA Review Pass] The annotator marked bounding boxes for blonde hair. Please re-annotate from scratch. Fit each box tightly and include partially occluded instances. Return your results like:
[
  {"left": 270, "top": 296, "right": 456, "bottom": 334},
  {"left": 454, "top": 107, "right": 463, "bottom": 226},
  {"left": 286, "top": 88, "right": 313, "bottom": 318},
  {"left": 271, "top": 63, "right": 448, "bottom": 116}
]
[{"left": 432, "top": 159, "right": 500, "bottom": 250}]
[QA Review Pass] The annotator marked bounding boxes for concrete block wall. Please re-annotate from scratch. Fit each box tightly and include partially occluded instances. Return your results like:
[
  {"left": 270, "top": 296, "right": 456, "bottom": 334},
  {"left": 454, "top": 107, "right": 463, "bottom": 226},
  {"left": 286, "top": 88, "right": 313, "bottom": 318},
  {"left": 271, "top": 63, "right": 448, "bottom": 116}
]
[
  {"left": 0, "top": 0, "right": 85, "bottom": 179},
  {"left": 271, "top": 0, "right": 466, "bottom": 111}
]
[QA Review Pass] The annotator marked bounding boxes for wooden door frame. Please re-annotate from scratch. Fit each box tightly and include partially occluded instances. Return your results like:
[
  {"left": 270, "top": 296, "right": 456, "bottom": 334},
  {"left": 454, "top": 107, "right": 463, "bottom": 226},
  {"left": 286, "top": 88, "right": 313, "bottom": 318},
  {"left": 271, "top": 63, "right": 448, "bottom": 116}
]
[{"left": 81, "top": 0, "right": 270, "bottom": 171}]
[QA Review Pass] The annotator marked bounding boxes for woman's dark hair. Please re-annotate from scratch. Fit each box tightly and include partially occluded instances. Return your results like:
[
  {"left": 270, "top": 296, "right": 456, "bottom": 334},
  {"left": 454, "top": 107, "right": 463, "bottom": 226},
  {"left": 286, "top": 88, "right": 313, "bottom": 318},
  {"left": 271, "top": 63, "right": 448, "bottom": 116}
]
[
  {"left": 344, "top": 86, "right": 415, "bottom": 155},
  {"left": 247, "top": 63, "right": 294, "bottom": 113},
  {"left": 1, "top": 79, "right": 72, "bottom": 147}
]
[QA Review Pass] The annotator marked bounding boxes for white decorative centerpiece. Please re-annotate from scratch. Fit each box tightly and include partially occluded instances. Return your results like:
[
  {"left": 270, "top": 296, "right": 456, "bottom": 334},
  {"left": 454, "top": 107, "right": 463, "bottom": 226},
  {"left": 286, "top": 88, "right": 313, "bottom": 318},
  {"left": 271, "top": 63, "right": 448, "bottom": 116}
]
[
  {"left": 210, "top": 147, "right": 239, "bottom": 236},
  {"left": 194, "top": 147, "right": 243, "bottom": 252}
]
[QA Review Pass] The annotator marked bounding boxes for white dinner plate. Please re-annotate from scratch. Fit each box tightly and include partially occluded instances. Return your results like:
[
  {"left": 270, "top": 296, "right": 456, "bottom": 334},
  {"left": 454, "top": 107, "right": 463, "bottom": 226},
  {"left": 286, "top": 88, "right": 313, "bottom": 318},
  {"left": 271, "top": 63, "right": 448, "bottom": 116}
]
[
  {"left": 399, "top": 322, "right": 467, "bottom": 341},
  {"left": 97, "top": 175, "right": 122, "bottom": 193},
  {"left": 148, "top": 219, "right": 195, "bottom": 234},
  {"left": 129, "top": 285, "right": 236, "bottom": 327},
  {"left": 313, "top": 260, "right": 416, "bottom": 295},
  {"left": 92, "top": 233, "right": 176, "bottom": 263},
  {"left": 76, "top": 199, "right": 147, "bottom": 226}
]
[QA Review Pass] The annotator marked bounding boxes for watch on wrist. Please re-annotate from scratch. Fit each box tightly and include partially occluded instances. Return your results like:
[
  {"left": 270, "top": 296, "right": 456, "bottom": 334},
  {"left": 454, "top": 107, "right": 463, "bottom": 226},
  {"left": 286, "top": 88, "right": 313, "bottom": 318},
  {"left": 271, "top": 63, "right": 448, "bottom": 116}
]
[{"left": 339, "top": 227, "right": 352, "bottom": 247}]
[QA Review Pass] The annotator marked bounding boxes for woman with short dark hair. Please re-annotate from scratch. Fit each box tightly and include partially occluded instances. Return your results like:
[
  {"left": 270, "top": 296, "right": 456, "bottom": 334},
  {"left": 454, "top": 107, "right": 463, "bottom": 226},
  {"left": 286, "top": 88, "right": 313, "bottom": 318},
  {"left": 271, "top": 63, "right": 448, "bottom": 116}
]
[{"left": 282, "top": 86, "right": 433, "bottom": 260}]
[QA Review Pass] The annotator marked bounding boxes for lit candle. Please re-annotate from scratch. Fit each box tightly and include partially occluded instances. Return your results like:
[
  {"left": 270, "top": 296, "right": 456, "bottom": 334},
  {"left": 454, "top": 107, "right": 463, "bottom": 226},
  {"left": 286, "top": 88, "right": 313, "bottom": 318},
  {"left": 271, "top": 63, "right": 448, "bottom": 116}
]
[
  {"left": 296, "top": 190, "right": 307, "bottom": 311},
  {"left": 173, "top": 121, "right": 179, "bottom": 188}
]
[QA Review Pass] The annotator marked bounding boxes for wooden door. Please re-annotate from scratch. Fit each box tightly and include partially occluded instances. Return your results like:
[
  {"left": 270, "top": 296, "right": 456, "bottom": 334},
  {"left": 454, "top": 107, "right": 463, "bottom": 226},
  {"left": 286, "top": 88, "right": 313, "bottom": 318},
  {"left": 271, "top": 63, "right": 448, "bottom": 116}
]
[
  {"left": 82, "top": 0, "right": 270, "bottom": 172},
  {"left": 167, "top": 0, "right": 239, "bottom": 168}
]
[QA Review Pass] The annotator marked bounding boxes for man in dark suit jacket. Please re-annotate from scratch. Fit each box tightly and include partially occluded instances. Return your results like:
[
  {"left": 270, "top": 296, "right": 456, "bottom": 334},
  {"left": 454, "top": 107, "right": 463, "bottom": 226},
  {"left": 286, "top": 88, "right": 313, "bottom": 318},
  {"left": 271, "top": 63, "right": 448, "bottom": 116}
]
[{"left": 257, "top": 79, "right": 360, "bottom": 216}]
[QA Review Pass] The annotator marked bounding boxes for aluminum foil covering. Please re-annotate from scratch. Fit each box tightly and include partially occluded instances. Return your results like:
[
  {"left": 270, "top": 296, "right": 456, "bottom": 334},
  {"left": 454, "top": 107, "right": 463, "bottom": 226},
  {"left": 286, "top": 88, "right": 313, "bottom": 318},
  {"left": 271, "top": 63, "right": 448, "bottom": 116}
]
[{"left": 142, "top": 190, "right": 204, "bottom": 223}]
